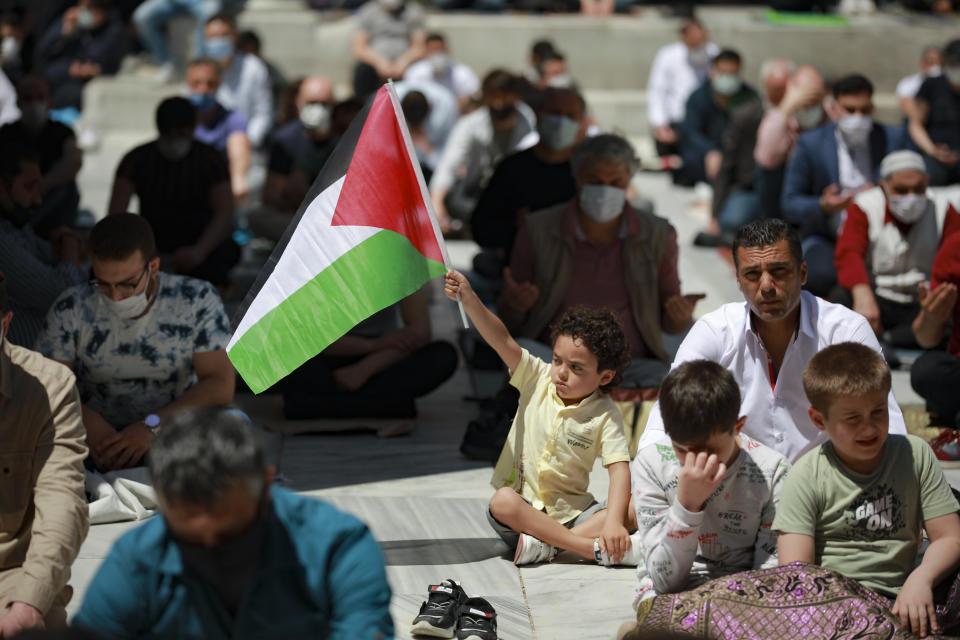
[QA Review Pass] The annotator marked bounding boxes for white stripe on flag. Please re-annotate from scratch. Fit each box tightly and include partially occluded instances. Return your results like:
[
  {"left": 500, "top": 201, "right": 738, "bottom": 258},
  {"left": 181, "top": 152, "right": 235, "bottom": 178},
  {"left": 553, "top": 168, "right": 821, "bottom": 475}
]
[{"left": 228, "top": 175, "right": 380, "bottom": 350}]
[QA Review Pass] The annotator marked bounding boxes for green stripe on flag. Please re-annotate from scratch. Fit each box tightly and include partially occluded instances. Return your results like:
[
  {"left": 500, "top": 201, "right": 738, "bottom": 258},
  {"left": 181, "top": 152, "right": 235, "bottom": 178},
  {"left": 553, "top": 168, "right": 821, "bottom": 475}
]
[{"left": 229, "top": 230, "right": 447, "bottom": 393}]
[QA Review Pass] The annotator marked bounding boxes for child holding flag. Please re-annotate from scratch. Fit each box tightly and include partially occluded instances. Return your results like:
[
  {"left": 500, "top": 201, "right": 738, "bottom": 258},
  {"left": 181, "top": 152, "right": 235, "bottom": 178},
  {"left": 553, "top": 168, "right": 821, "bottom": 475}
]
[{"left": 444, "top": 270, "right": 640, "bottom": 566}]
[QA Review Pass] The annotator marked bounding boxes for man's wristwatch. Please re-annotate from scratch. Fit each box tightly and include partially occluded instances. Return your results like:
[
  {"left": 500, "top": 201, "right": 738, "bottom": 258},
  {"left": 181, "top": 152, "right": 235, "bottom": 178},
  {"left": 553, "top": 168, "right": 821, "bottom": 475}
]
[{"left": 145, "top": 414, "right": 162, "bottom": 436}]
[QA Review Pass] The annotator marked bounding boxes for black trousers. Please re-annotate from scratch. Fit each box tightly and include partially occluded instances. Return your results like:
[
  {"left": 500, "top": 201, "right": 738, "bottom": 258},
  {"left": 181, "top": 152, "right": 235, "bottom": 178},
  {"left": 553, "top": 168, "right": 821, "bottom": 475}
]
[
  {"left": 281, "top": 340, "right": 458, "bottom": 419},
  {"left": 829, "top": 286, "right": 921, "bottom": 348},
  {"left": 911, "top": 350, "right": 960, "bottom": 425}
]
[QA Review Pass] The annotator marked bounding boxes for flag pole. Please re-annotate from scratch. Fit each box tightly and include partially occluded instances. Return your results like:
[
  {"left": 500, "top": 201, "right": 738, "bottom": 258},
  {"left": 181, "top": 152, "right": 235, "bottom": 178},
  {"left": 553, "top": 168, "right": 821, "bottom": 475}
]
[{"left": 385, "top": 79, "right": 469, "bottom": 329}]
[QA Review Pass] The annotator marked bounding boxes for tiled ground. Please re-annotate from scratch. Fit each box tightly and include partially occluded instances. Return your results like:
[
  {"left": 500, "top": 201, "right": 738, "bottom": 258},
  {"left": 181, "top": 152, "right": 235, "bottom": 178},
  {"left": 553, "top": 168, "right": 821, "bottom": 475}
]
[{"left": 66, "top": 173, "right": 956, "bottom": 640}]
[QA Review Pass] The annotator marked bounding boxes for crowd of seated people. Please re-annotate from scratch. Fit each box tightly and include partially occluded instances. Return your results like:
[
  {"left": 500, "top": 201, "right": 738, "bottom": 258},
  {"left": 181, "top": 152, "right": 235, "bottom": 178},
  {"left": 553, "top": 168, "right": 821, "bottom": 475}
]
[{"left": 1, "top": 1, "right": 960, "bottom": 639}]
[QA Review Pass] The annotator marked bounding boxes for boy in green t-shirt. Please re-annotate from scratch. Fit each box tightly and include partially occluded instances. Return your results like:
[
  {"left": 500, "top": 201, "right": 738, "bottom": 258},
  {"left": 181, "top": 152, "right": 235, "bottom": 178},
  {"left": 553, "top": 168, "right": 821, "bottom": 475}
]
[{"left": 774, "top": 342, "right": 960, "bottom": 638}]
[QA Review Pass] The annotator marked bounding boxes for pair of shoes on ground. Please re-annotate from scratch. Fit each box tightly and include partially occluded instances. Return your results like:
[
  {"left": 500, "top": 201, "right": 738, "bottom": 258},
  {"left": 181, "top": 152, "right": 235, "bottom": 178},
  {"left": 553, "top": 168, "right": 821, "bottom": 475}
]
[
  {"left": 411, "top": 579, "right": 497, "bottom": 639},
  {"left": 513, "top": 532, "right": 643, "bottom": 566},
  {"left": 930, "top": 428, "right": 960, "bottom": 469}
]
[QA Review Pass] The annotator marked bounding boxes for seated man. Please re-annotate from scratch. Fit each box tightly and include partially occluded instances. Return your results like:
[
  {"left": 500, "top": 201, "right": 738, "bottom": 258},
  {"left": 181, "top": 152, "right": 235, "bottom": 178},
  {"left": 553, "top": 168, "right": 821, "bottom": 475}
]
[
  {"left": 776, "top": 342, "right": 960, "bottom": 638},
  {"left": 896, "top": 45, "right": 942, "bottom": 114},
  {"left": 501, "top": 134, "right": 700, "bottom": 390},
  {"left": 911, "top": 232, "right": 960, "bottom": 452},
  {"left": 0, "top": 271, "right": 89, "bottom": 635},
  {"left": 249, "top": 75, "right": 335, "bottom": 242},
  {"left": 636, "top": 219, "right": 908, "bottom": 464},
  {"left": 679, "top": 48, "right": 759, "bottom": 186},
  {"left": 35, "top": 214, "right": 235, "bottom": 472},
  {"left": 782, "top": 74, "right": 903, "bottom": 297},
  {"left": 350, "top": 0, "right": 426, "bottom": 101},
  {"left": 0, "top": 75, "right": 82, "bottom": 237},
  {"left": 394, "top": 78, "right": 459, "bottom": 180},
  {"left": 279, "top": 289, "right": 458, "bottom": 423},
  {"left": 186, "top": 57, "right": 251, "bottom": 204},
  {"left": 403, "top": 32, "right": 479, "bottom": 112},
  {"left": 702, "top": 58, "right": 791, "bottom": 246},
  {"left": 834, "top": 150, "right": 960, "bottom": 353},
  {"left": 430, "top": 69, "right": 538, "bottom": 233},
  {"left": 906, "top": 38, "right": 960, "bottom": 187},
  {"left": 108, "top": 96, "right": 239, "bottom": 285},
  {"left": 133, "top": 0, "right": 223, "bottom": 83},
  {"left": 73, "top": 407, "right": 394, "bottom": 638},
  {"left": 0, "top": 141, "right": 85, "bottom": 347},
  {"left": 472, "top": 87, "right": 586, "bottom": 260},
  {"left": 33, "top": 0, "right": 128, "bottom": 115},
  {"left": 203, "top": 14, "right": 272, "bottom": 148},
  {"left": 646, "top": 18, "right": 718, "bottom": 166}
]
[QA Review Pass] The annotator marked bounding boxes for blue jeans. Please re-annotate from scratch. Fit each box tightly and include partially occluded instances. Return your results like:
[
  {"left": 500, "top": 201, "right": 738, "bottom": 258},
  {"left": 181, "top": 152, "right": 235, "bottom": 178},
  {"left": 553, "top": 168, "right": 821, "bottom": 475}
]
[
  {"left": 717, "top": 190, "right": 761, "bottom": 233},
  {"left": 133, "top": 0, "right": 222, "bottom": 65},
  {"left": 801, "top": 235, "right": 836, "bottom": 298}
]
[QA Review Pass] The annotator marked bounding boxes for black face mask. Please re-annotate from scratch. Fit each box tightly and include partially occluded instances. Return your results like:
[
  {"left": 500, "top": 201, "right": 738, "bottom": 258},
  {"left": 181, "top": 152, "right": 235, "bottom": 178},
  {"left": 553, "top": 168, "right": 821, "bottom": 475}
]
[
  {"left": 172, "top": 498, "right": 271, "bottom": 612},
  {"left": 489, "top": 104, "right": 516, "bottom": 121}
]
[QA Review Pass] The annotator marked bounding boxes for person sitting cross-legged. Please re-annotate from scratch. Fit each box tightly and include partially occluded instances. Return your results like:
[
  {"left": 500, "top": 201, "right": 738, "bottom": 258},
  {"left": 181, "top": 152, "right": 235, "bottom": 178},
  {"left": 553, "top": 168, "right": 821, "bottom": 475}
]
[
  {"left": 34, "top": 214, "right": 235, "bottom": 471},
  {"left": 73, "top": 407, "right": 394, "bottom": 639},
  {"left": 447, "top": 269, "right": 641, "bottom": 567}
]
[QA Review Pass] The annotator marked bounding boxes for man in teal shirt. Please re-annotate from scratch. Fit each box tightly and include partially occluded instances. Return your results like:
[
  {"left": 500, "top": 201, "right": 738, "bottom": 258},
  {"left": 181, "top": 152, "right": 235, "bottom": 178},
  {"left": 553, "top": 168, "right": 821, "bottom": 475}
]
[{"left": 73, "top": 408, "right": 393, "bottom": 639}]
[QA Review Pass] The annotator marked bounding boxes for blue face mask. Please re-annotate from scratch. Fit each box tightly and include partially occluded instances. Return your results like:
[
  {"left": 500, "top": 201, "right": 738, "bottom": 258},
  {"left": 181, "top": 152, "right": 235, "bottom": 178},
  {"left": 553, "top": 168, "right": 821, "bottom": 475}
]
[
  {"left": 205, "top": 37, "right": 235, "bottom": 63},
  {"left": 189, "top": 92, "right": 217, "bottom": 112}
]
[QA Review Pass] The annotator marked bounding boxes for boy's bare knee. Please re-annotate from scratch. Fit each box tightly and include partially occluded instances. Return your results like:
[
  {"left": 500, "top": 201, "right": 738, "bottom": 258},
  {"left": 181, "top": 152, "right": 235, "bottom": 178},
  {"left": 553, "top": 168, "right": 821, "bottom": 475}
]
[{"left": 490, "top": 487, "right": 523, "bottom": 519}]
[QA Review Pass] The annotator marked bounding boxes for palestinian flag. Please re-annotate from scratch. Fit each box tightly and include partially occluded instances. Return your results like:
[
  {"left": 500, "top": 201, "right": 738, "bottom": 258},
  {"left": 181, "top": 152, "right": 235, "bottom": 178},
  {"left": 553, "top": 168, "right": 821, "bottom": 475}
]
[{"left": 228, "top": 83, "right": 450, "bottom": 393}]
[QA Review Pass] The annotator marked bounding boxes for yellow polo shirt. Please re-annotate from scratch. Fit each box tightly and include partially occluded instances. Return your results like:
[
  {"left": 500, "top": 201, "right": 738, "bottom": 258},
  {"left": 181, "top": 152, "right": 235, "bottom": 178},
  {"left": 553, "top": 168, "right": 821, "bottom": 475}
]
[{"left": 491, "top": 348, "right": 630, "bottom": 523}]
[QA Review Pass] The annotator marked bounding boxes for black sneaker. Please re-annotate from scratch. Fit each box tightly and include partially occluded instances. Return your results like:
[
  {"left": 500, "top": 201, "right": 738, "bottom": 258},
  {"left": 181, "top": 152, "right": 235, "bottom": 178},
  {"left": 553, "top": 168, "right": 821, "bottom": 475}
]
[
  {"left": 456, "top": 597, "right": 497, "bottom": 640},
  {"left": 411, "top": 579, "right": 468, "bottom": 637}
]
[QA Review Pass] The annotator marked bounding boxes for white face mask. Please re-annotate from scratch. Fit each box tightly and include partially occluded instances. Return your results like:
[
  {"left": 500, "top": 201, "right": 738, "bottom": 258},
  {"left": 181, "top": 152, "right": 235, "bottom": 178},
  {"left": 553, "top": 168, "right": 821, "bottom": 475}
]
[
  {"left": 100, "top": 285, "right": 150, "bottom": 319},
  {"left": 711, "top": 73, "right": 741, "bottom": 97},
  {"left": 299, "top": 102, "right": 331, "bottom": 133},
  {"left": 688, "top": 46, "right": 710, "bottom": 68},
  {"left": 837, "top": 113, "right": 872, "bottom": 146},
  {"left": 945, "top": 66, "right": 960, "bottom": 87},
  {"left": 926, "top": 65, "right": 942, "bottom": 78},
  {"left": 429, "top": 52, "right": 451, "bottom": 73},
  {"left": 579, "top": 184, "right": 626, "bottom": 223},
  {"left": 887, "top": 192, "right": 929, "bottom": 224},
  {"left": 0, "top": 36, "right": 20, "bottom": 65},
  {"left": 794, "top": 104, "right": 823, "bottom": 130},
  {"left": 537, "top": 114, "right": 579, "bottom": 151}
]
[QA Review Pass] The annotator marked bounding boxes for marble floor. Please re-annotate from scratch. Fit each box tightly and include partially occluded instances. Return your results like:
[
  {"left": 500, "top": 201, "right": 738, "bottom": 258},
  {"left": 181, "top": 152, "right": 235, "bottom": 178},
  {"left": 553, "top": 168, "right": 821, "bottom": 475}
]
[{"left": 65, "top": 173, "right": 957, "bottom": 640}]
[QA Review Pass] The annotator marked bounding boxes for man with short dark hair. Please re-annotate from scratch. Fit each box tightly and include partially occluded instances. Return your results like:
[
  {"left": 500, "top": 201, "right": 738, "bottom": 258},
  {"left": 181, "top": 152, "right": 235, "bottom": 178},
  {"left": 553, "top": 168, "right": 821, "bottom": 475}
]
[
  {"left": 0, "top": 140, "right": 85, "bottom": 347},
  {"left": 108, "top": 96, "right": 238, "bottom": 285},
  {"left": 351, "top": 0, "right": 426, "bottom": 101},
  {"left": 781, "top": 73, "right": 903, "bottom": 297},
  {"left": 0, "top": 270, "right": 89, "bottom": 635},
  {"left": 74, "top": 407, "right": 394, "bottom": 639},
  {"left": 429, "top": 69, "right": 537, "bottom": 232},
  {"left": 635, "top": 218, "right": 907, "bottom": 464},
  {"left": 680, "top": 48, "right": 759, "bottom": 185},
  {"left": 906, "top": 38, "right": 960, "bottom": 186},
  {"left": 403, "top": 32, "right": 479, "bottom": 112},
  {"left": 35, "top": 214, "right": 235, "bottom": 471}
]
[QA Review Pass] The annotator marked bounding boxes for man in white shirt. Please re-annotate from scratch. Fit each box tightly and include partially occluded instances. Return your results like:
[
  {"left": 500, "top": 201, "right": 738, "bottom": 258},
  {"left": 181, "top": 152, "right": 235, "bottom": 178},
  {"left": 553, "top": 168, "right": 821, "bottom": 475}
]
[
  {"left": 896, "top": 45, "right": 942, "bottom": 115},
  {"left": 429, "top": 69, "right": 537, "bottom": 233},
  {"left": 635, "top": 218, "right": 907, "bottom": 464},
  {"left": 645, "top": 18, "right": 717, "bottom": 161},
  {"left": 203, "top": 14, "right": 273, "bottom": 147},
  {"left": 403, "top": 32, "right": 479, "bottom": 112},
  {"left": 0, "top": 67, "right": 20, "bottom": 126}
]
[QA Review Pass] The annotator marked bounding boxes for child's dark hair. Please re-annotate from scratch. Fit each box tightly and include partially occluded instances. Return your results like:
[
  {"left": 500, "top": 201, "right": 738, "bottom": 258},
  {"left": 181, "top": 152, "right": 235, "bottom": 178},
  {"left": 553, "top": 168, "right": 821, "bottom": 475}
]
[
  {"left": 802, "top": 342, "right": 890, "bottom": 416},
  {"left": 549, "top": 306, "right": 629, "bottom": 393},
  {"left": 659, "top": 360, "right": 741, "bottom": 444}
]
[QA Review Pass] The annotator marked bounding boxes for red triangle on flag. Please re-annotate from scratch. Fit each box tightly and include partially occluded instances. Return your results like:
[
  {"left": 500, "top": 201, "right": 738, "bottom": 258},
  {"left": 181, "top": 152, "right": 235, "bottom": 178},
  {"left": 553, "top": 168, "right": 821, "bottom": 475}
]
[{"left": 331, "top": 87, "right": 445, "bottom": 265}]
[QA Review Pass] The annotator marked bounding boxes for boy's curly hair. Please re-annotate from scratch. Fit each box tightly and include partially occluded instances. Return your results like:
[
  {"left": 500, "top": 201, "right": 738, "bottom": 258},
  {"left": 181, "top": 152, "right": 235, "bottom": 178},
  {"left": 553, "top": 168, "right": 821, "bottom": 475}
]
[{"left": 549, "top": 306, "right": 630, "bottom": 393}]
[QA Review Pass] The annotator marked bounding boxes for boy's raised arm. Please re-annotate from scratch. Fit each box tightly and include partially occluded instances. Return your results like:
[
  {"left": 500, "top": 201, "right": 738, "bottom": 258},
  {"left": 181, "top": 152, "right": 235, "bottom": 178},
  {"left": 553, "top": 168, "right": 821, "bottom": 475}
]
[
  {"left": 892, "top": 512, "right": 960, "bottom": 638},
  {"left": 445, "top": 270, "right": 523, "bottom": 372}
]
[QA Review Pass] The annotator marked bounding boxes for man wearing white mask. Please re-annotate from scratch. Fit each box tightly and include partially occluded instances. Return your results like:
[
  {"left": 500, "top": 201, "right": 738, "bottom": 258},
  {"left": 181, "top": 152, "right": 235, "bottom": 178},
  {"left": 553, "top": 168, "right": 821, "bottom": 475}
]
[
  {"left": 781, "top": 74, "right": 903, "bottom": 297},
  {"left": 906, "top": 39, "right": 960, "bottom": 187},
  {"left": 472, "top": 87, "right": 587, "bottom": 259},
  {"left": 202, "top": 14, "right": 272, "bottom": 148},
  {"left": 646, "top": 18, "right": 718, "bottom": 167},
  {"left": 833, "top": 150, "right": 960, "bottom": 352},
  {"left": 500, "top": 134, "right": 699, "bottom": 389},
  {"left": 36, "top": 213, "right": 236, "bottom": 472},
  {"left": 896, "top": 45, "right": 942, "bottom": 113},
  {"left": 679, "top": 48, "right": 759, "bottom": 185},
  {"left": 403, "top": 32, "right": 479, "bottom": 112}
]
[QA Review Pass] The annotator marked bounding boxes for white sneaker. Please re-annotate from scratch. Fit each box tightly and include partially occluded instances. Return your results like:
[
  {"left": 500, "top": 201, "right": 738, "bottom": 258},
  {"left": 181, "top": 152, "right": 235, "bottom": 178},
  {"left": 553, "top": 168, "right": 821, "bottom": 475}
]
[
  {"left": 594, "top": 533, "right": 643, "bottom": 567},
  {"left": 514, "top": 533, "right": 556, "bottom": 565},
  {"left": 155, "top": 62, "right": 176, "bottom": 85}
]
